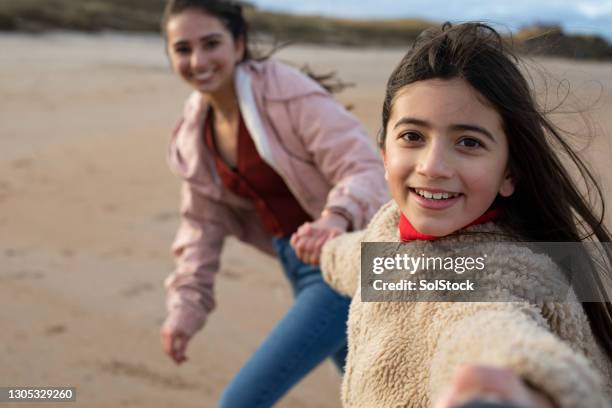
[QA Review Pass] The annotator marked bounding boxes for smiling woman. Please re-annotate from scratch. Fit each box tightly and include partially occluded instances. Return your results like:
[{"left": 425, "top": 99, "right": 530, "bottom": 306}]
[{"left": 157, "top": 1, "right": 388, "bottom": 407}]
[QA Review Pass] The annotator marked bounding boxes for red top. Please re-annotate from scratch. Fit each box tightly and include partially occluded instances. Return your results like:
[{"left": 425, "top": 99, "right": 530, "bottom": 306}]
[
  {"left": 204, "top": 110, "right": 312, "bottom": 237},
  {"left": 399, "top": 208, "right": 502, "bottom": 241}
]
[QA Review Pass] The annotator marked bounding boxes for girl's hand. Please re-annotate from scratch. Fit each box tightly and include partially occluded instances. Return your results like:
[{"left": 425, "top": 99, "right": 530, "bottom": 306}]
[
  {"left": 160, "top": 327, "right": 191, "bottom": 365},
  {"left": 290, "top": 212, "right": 349, "bottom": 265},
  {"left": 436, "top": 365, "right": 556, "bottom": 408}
]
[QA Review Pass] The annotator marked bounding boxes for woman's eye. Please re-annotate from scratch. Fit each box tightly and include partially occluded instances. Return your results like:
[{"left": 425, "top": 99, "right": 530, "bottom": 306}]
[
  {"left": 400, "top": 132, "right": 423, "bottom": 142},
  {"left": 203, "top": 40, "right": 220, "bottom": 50},
  {"left": 458, "top": 137, "right": 483, "bottom": 148},
  {"left": 174, "top": 47, "right": 191, "bottom": 55}
]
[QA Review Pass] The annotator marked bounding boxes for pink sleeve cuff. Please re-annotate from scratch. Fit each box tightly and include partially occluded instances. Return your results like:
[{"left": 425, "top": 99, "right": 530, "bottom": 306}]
[{"left": 162, "top": 304, "right": 207, "bottom": 338}]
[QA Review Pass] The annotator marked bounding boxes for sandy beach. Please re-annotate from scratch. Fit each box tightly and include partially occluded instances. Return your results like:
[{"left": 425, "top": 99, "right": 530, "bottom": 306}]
[{"left": 0, "top": 32, "right": 610, "bottom": 407}]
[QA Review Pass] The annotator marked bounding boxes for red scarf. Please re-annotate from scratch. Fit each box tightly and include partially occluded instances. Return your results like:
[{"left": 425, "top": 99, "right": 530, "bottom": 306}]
[{"left": 399, "top": 208, "right": 501, "bottom": 242}]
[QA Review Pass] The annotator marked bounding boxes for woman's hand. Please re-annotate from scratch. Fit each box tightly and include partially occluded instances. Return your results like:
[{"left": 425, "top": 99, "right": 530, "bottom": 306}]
[
  {"left": 290, "top": 211, "right": 349, "bottom": 265},
  {"left": 436, "top": 365, "right": 556, "bottom": 408},
  {"left": 160, "top": 327, "right": 191, "bottom": 365}
]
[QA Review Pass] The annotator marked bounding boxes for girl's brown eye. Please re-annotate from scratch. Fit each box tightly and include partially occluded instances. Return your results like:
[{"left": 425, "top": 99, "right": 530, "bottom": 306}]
[
  {"left": 401, "top": 132, "right": 423, "bottom": 142},
  {"left": 458, "top": 137, "right": 483, "bottom": 148}
]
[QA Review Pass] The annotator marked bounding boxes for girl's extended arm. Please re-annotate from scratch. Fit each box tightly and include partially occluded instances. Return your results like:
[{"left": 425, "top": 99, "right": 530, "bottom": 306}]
[
  {"left": 429, "top": 302, "right": 607, "bottom": 408},
  {"left": 320, "top": 229, "right": 367, "bottom": 298},
  {"left": 436, "top": 365, "right": 555, "bottom": 408}
]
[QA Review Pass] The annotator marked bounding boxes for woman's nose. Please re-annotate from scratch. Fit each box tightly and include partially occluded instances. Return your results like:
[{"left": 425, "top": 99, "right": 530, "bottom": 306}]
[
  {"left": 190, "top": 48, "right": 208, "bottom": 70},
  {"left": 415, "top": 143, "right": 454, "bottom": 179}
]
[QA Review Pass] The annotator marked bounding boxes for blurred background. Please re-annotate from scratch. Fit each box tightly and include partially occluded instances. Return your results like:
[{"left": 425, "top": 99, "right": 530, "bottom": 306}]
[
  {"left": 2, "top": 0, "right": 612, "bottom": 57},
  {"left": 0, "top": 1, "right": 611, "bottom": 407}
]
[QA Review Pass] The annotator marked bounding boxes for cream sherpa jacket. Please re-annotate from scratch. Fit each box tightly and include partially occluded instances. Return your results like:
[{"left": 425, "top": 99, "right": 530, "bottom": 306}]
[{"left": 321, "top": 201, "right": 611, "bottom": 408}]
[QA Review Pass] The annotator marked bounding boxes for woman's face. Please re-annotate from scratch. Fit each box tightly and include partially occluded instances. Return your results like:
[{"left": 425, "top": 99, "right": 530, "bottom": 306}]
[
  {"left": 166, "top": 9, "right": 244, "bottom": 95},
  {"left": 383, "top": 78, "right": 515, "bottom": 237}
]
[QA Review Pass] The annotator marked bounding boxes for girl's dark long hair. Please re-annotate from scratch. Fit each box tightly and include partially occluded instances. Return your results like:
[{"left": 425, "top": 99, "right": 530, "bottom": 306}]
[
  {"left": 161, "top": 0, "right": 351, "bottom": 94},
  {"left": 380, "top": 22, "right": 612, "bottom": 358}
]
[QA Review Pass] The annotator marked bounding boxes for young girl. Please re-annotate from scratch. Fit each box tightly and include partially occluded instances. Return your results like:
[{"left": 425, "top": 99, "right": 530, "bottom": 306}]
[
  {"left": 321, "top": 22, "right": 612, "bottom": 407},
  {"left": 158, "top": 0, "right": 388, "bottom": 406}
]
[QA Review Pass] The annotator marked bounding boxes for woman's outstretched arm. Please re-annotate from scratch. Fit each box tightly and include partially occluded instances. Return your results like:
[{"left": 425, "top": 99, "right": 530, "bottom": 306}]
[{"left": 161, "top": 183, "right": 231, "bottom": 363}]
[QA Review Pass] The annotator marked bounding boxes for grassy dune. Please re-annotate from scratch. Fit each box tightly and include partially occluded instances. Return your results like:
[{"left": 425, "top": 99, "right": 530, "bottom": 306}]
[
  {"left": 0, "top": 0, "right": 165, "bottom": 32},
  {"left": 245, "top": 9, "right": 431, "bottom": 46},
  {"left": 1, "top": 0, "right": 611, "bottom": 60}
]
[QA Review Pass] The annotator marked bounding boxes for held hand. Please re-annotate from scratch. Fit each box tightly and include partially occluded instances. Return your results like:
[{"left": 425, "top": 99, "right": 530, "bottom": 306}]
[
  {"left": 160, "top": 326, "right": 191, "bottom": 365},
  {"left": 436, "top": 365, "right": 555, "bottom": 408},
  {"left": 290, "top": 212, "right": 349, "bottom": 265}
]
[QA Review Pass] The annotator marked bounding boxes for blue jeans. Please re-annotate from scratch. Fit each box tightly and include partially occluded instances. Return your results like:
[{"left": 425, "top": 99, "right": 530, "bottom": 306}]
[{"left": 218, "top": 237, "right": 350, "bottom": 407}]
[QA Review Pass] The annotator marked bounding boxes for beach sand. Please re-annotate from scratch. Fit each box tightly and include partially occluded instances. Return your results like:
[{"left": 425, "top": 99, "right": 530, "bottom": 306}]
[{"left": 0, "top": 32, "right": 610, "bottom": 407}]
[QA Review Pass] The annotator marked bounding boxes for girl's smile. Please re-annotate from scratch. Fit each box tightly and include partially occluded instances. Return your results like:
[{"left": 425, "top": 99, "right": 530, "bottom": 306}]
[
  {"left": 383, "top": 78, "right": 515, "bottom": 236},
  {"left": 409, "top": 187, "right": 463, "bottom": 210}
]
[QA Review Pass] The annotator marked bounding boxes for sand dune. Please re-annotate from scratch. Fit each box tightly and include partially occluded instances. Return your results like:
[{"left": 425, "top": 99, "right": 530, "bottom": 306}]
[{"left": 0, "top": 32, "right": 610, "bottom": 407}]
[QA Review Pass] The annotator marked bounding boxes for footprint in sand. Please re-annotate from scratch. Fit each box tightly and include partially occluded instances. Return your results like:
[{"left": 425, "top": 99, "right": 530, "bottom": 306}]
[
  {"left": 121, "top": 283, "right": 154, "bottom": 298},
  {"left": 0, "top": 180, "right": 11, "bottom": 202},
  {"left": 10, "top": 158, "right": 32, "bottom": 169},
  {"left": 1, "top": 270, "right": 44, "bottom": 281},
  {"left": 61, "top": 248, "right": 75, "bottom": 258},
  {"left": 84, "top": 164, "right": 98, "bottom": 175},
  {"left": 45, "top": 324, "right": 67, "bottom": 336},
  {"left": 153, "top": 212, "right": 177, "bottom": 222},
  {"left": 4, "top": 248, "right": 25, "bottom": 257},
  {"left": 100, "top": 247, "right": 134, "bottom": 259},
  {"left": 102, "top": 203, "right": 118, "bottom": 213},
  {"left": 100, "top": 360, "right": 197, "bottom": 390}
]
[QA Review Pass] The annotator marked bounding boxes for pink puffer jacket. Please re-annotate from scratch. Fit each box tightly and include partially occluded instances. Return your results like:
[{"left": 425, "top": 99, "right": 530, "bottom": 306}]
[{"left": 163, "top": 58, "right": 389, "bottom": 337}]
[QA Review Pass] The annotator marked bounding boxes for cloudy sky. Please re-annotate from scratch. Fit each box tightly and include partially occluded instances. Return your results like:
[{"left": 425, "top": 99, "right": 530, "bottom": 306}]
[{"left": 248, "top": 0, "right": 612, "bottom": 41}]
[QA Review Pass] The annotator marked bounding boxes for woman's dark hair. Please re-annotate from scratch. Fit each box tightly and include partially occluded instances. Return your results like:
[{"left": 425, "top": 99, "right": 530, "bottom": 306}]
[{"left": 381, "top": 22, "right": 612, "bottom": 358}]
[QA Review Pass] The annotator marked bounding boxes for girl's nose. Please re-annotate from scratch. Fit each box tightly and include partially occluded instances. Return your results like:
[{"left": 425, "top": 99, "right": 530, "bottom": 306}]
[{"left": 415, "top": 143, "right": 454, "bottom": 179}]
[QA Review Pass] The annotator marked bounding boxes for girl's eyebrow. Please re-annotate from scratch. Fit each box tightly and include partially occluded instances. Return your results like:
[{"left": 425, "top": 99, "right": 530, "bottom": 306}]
[
  {"left": 392, "top": 116, "right": 497, "bottom": 143},
  {"left": 451, "top": 124, "right": 496, "bottom": 143}
]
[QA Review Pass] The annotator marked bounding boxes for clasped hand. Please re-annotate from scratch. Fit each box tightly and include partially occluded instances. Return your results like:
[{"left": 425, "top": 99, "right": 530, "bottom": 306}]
[{"left": 290, "top": 212, "right": 349, "bottom": 265}]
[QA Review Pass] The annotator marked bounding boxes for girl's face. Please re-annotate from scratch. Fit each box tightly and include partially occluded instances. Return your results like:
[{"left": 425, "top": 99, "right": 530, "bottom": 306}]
[
  {"left": 383, "top": 78, "right": 515, "bottom": 237},
  {"left": 166, "top": 9, "right": 244, "bottom": 95}
]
